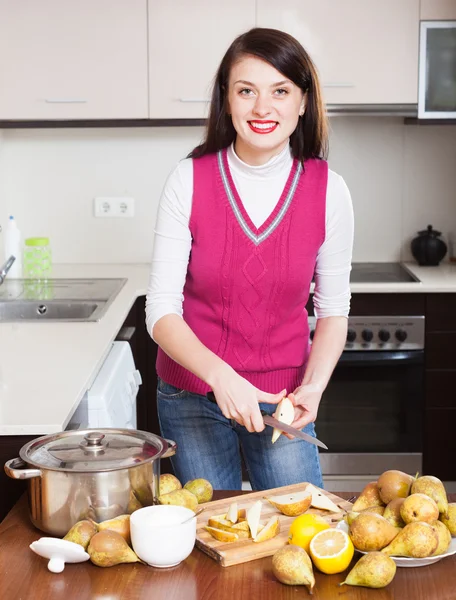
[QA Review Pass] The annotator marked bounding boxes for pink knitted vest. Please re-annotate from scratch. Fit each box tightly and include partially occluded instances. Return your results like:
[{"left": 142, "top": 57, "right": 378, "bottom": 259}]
[{"left": 156, "top": 148, "right": 327, "bottom": 395}]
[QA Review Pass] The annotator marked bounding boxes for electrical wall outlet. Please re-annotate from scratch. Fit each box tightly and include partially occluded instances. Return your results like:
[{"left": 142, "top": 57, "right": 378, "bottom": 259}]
[{"left": 94, "top": 197, "right": 135, "bottom": 218}]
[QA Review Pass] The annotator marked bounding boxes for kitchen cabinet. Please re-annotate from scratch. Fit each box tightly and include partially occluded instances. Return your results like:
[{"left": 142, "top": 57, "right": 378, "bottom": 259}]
[
  {"left": 256, "top": 0, "right": 420, "bottom": 105},
  {"left": 421, "top": 0, "right": 456, "bottom": 20},
  {"left": 148, "top": 0, "right": 255, "bottom": 118},
  {"left": 0, "top": 0, "right": 148, "bottom": 120}
]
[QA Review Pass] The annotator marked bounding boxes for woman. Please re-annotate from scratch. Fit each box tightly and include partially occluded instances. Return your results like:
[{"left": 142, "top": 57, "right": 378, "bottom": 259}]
[{"left": 146, "top": 28, "right": 353, "bottom": 491}]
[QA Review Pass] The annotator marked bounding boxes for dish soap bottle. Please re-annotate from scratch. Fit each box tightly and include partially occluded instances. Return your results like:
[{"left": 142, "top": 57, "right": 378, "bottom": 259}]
[{"left": 3, "top": 215, "right": 23, "bottom": 278}]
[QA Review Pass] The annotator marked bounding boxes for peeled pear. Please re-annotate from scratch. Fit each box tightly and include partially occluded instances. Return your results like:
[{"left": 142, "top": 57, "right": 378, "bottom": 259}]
[
  {"left": 226, "top": 502, "right": 238, "bottom": 524},
  {"left": 352, "top": 482, "right": 384, "bottom": 512},
  {"left": 440, "top": 503, "right": 456, "bottom": 535},
  {"left": 272, "top": 545, "right": 315, "bottom": 592},
  {"left": 159, "top": 473, "right": 182, "bottom": 495},
  {"left": 271, "top": 397, "right": 294, "bottom": 443},
  {"left": 383, "top": 498, "right": 406, "bottom": 528},
  {"left": 349, "top": 512, "right": 399, "bottom": 552},
  {"left": 247, "top": 500, "right": 263, "bottom": 539},
  {"left": 184, "top": 478, "right": 213, "bottom": 503},
  {"left": 254, "top": 515, "right": 280, "bottom": 543},
  {"left": 381, "top": 521, "right": 439, "bottom": 558},
  {"left": 377, "top": 470, "right": 414, "bottom": 504},
  {"left": 63, "top": 519, "right": 98, "bottom": 550},
  {"left": 430, "top": 520, "right": 452, "bottom": 556},
  {"left": 305, "top": 483, "right": 340, "bottom": 512},
  {"left": 158, "top": 489, "right": 198, "bottom": 511},
  {"left": 88, "top": 530, "right": 142, "bottom": 567},
  {"left": 98, "top": 514, "right": 131, "bottom": 545},
  {"left": 340, "top": 551, "right": 396, "bottom": 589},
  {"left": 265, "top": 490, "right": 312, "bottom": 517},
  {"left": 400, "top": 493, "right": 439, "bottom": 524},
  {"left": 411, "top": 475, "right": 449, "bottom": 516}
]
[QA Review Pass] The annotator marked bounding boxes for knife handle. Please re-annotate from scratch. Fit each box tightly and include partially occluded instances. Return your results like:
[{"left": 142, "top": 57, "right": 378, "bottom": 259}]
[{"left": 206, "top": 391, "right": 268, "bottom": 417}]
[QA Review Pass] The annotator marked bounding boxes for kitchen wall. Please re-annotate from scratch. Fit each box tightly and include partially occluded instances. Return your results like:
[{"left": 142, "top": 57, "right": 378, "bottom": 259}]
[{"left": 0, "top": 119, "right": 455, "bottom": 265}]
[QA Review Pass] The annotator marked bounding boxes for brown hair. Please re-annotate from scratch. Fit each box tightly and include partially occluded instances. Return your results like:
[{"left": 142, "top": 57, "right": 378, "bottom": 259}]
[{"left": 189, "top": 28, "right": 328, "bottom": 162}]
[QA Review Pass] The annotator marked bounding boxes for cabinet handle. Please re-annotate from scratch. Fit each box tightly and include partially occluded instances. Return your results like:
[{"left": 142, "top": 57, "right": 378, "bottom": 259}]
[
  {"left": 322, "top": 83, "right": 355, "bottom": 88},
  {"left": 178, "top": 98, "right": 210, "bottom": 103},
  {"left": 44, "top": 98, "right": 88, "bottom": 104}
]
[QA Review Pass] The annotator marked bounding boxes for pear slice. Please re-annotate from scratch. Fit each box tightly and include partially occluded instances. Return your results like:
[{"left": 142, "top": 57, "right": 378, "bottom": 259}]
[
  {"left": 226, "top": 502, "right": 238, "bottom": 524},
  {"left": 306, "top": 483, "right": 340, "bottom": 513},
  {"left": 254, "top": 515, "right": 280, "bottom": 543},
  {"left": 247, "top": 500, "right": 263, "bottom": 539},
  {"left": 205, "top": 526, "right": 239, "bottom": 543},
  {"left": 265, "top": 490, "right": 312, "bottom": 517},
  {"left": 271, "top": 397, "right": 295, "bottom": 443},
  {"left": 207, "top": 518, "right": 251, "bottom": 538}
]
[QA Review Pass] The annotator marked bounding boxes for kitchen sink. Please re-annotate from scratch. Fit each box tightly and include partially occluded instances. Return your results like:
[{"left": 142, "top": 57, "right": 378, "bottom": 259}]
[{"left": 0, "top": 278, "right": 127, "bottom": 322}]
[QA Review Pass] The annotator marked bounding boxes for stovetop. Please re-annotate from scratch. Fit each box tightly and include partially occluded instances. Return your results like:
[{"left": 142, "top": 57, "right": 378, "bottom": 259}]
[{"left": 350, "top": 263, "right": 419, "bottom": 283}]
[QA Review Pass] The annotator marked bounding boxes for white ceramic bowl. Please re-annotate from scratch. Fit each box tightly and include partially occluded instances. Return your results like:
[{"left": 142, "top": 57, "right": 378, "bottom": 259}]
[{"left": 130, "top": 505, "right": 197, "bottom": 568}]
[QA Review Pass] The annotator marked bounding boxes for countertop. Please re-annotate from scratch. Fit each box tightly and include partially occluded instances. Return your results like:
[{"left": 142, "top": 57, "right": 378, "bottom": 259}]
[
  {"left": 1, "top": 261, "right": 456, "bottom": 436},
  {"left": 0, "top": 491, "right": 455, "bottom": 600}
]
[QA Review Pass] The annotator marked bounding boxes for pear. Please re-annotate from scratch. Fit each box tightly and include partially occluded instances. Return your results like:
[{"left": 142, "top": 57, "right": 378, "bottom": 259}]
[
  {"left": 265, "top": 490, "right": 312, "bottom": 516},
  {"left": 205, "top": 526, "right": 239, "bottom": 542},
  {"left": 346, "top": 511, "right": 361, "bottom": 526},
  {"left": 247, "top": 500, "right": 263, "bottom": 539},
  {"left": 63, "top": 519, "right": 98, "bottom": 550},
  {"left": 377, "top": 470, "right": 414, "bottom": 504},
  {"left": 352, "top": 482, "right": 384, "bottom": 512},
  {"left": 400, "top": 493, "right": 439, "bottom": 524},
  {"left": 159, "top": 473, "right": 182, "bottom": 495},
  {"left": 127, "top": 490, "right": 143, "bottom": 514},
  {"left": 381, "top": 521, "right": 438, "bottom": 558},
  {"left": 271, "top": 396, "right": 295, "bottom": 443},
  {"left": 411, "top": 475, "right": 449, "bottom": 516},
  {"left": 346, "top": 506, "right": 384, "bottom": 526},
  {"left": 184, "top": 478, "right": 213, "bottom": 503},
  {"left": 440, "top": 503, "right": 456, "bottom": 535},
  {"left": 226, "top": 502, "right": 238, "bottom": 524},
  {"left": 88, "top": 530, "right": 142, "bottom": 567},
  {"left": 430, "top": 520, "right": 452, "bottom": 556},
  {"left": 340, "top": 551, "right": 396, "bottom": 588},
  {"left": 158, "top": 489, "right": 198, "bottom": 511},
  {"left": 305, "top": 483, "right": 340, "bottom": 512},
  {"left": 383, "top": 498, "right": 406, "bottom": 528},
  {"left": 272, "top": 545, "right": 315, "bottom": 592},
  {"left": 254, "top": 515, "right": 280, "bottom": 543},
  {"left": 349, "top": 512, "right": 399, "bottom": 552},
  {"left": 98, "top": 515, "right": 131, "bottom": 545}
]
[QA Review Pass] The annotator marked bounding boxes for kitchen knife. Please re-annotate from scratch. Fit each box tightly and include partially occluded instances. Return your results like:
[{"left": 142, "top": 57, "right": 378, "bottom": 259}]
[{"left": 206, "top": 392, "right": 328, "bottom": 450}]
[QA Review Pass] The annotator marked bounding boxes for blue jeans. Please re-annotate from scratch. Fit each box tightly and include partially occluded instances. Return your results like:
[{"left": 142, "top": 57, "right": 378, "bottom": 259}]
[{"left": 157, "top": 378, "right": 324, "bottom": 491}]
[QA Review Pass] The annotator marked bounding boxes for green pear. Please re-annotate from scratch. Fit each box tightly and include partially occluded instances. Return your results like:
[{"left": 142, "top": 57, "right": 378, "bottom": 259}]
[
  {"left": 340, "top": 552, "right": 396, "bottom": 588},
  {"left": 158, "top": 488, "right": 198, "bottom": 511},
  {"left": 377, "top": 470, "right": 414, "bottom": 504},
  {"left": 381, "top": 522, "right": 438, "bottom": 558},
  {"left": 159, "top": 473, "right": 182, "bottom": 495},
  {"left": 352, "top": 482, "right": 384, "bottom": 512},
  {"left": 88, "top": 530, "right": 142, "bottom": 567},
  {"left": 272, "top": 545, "right": 315, "bottom": 592},
  {"left": 349, "top": 512, "right": 399, "bottom": 552},
  {"left": 440, "top": 503, "right": 456, "bottom": 535},
  {"left": 411, "top": 475, "right": 448, "bottom": 516},
  {"left": 184, "top": 478, "right": 213, "bottom": 503},
  {"left": 430, "top": 520, "right": 452, "bottom": 555},
  {"left": 63, "top": 519, "right": 98, "bottom": 550},
  {"left": 383, "top": 498, "right": 406, "bottom": 528},
  {"left": 400, "top": 493, "right": 439, "bottom": 524}
]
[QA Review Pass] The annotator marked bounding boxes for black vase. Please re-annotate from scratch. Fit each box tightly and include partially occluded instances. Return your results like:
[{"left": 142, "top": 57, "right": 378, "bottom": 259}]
[{"left": 411, "top": 225, "right": 447, "bottom": 266}]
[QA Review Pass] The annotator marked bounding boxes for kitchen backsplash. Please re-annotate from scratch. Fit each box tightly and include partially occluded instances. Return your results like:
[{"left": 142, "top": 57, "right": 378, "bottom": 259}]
[{"left": 0, "top": 119, "right": 455, "bottom": 264}]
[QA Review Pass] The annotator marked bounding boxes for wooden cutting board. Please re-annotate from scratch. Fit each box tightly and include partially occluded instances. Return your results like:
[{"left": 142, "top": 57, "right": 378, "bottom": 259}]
[{"left": 195, "top": 483, "right": 353, "bottom": 567}]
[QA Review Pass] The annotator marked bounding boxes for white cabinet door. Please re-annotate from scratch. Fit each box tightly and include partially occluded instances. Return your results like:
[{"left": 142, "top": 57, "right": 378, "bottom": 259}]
[
  {"left": 421, "top": 0, "right": 456, "bottom": 20},
  {"left": 0, "top": 0, "right": 148, "bottom": 120},
  {"left": 257, "top": 0, "right": 420, "bottom": 105},
  {"left": 148, "top": 0, "right": 255, "bottom": 118}
]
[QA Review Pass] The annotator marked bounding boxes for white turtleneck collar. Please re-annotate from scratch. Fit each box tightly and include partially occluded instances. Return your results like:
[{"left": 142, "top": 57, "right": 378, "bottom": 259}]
[{"left": 227, "top": 141, "right": 293, "bottom": 180}]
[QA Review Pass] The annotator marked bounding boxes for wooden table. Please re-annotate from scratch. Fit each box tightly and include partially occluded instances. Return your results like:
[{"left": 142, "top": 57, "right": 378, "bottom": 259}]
[{"left": 1, "top": 492, "right": 456, "bottom": 600}]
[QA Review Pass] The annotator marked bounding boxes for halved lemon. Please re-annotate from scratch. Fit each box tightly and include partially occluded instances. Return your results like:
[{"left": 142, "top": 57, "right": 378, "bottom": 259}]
[
  {"left": 309, "top": 528, "right": 354, "bottom": 574},
  {"left": 289, "top": 513, "right": 330, "bottom": 553}
]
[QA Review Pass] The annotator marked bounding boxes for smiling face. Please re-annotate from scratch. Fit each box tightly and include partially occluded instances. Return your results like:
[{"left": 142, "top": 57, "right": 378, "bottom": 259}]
[{"left": 226, "top": 54, "right": 305, "bottom": 165}]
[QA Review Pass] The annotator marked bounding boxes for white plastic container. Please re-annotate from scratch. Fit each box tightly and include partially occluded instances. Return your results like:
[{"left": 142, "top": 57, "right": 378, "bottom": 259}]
[{"left": 3, "top": 215, "right": 23, "bottom": 277}]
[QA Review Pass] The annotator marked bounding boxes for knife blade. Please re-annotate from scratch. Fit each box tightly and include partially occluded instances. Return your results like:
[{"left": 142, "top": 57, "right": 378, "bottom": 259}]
[{"left": 206, "top": 392, "right": 328, "bottom": 450}]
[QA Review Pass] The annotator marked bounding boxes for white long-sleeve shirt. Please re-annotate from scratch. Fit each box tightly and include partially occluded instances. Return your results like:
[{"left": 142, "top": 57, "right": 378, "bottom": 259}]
[{"left": 146, "top": 143, "right": 354, "bottom": 339}]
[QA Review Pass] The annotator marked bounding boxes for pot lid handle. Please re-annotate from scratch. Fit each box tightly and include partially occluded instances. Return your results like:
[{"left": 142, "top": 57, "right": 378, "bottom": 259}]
[{"left": 81, "top": 432, "right": 106, "bottom": 450}]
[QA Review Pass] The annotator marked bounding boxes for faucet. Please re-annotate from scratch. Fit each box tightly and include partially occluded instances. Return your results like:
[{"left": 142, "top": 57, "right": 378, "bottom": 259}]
[{"left": 0, "top": 255, "right": 16, "bottom": 285}]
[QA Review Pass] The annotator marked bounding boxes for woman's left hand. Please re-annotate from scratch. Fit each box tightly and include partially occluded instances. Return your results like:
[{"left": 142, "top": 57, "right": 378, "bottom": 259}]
[{"left": 284, "top": 384, "right": 323, "bottom": 438}]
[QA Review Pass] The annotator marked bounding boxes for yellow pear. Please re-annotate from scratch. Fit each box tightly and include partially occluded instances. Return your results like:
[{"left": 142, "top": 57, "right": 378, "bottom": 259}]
[
  {"left": 346, "top": 506, "right": 384, "bottom": 526},
  {"left": 383, "top": 498, "right": 406, "bottom": 528},
  {"left": 158, "top": 489, "right": 198, "bottom": 511},
  {"left": 265, "top": 490, "right": 312, "bottom": 517},
  {"left": 352, "top": 482, "right": 384, "bottom": 512},
  {"left": 377, "top": 470, "right": 414, "bottom": 504},
  {"left": 400, "top": 493, "right": 439, "bottom": 524},
  {"left": 63, "top": 519, "right": 98, "bottom": 550},
  {"left": 184, "top": 478, "right": 213, "bottom": 503},
  {"left": 381, "top": 522, "right": 438, "bottom": 558},
  {"left": 349, "top": 512, "right": 399, "bottom": 552},
  {"left": 205, "top": 526, "right": 238, "bottom": 543},
  {"left": 127, "top": 490, "right": 143, "bottom": 514},
  {"left": 346, "top": 511, "right": 361, "bottom": 526},
  {"left": 207, "top": 517, "right": 250, "bottom": 539},
  {"left": 88, "top": 530, "right": 142, "bottom": 567},
  {"left": 440, "top": 503, "right": 456, "bottom": 535},
  {"left": 430, "top": 520, "right": 452, "bottom": 556},
  {"left": 159, "top": 473, "right": 182, "bottom": 495},
  {"left": 340, "top": 552, "right": 396, "bottom": 588},
  {"left": 411, "top": 475, "right": 449, "bottom": 516},
  {"left": 272, "top": 545, "right": 315, "bottom": 592},
  {"left": 271, "top": 396, "right": 295, "bottom": 443},
  {"left": 98, "top": 514, "right": 131, "bottom": 545},
  {"left": 254, "top": 515, "right": 280, "bottom": 542}
]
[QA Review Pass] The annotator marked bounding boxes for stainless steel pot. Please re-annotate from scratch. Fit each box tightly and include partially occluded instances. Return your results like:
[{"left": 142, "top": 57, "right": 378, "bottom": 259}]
[{"left": 4, "top": 428, "right": 177, "bottom": 536}]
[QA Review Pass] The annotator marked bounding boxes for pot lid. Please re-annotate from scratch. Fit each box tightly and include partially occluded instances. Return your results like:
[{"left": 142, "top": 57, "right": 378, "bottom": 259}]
[{"left": 20, "top": 429, "right": 165, "bottom": 472}]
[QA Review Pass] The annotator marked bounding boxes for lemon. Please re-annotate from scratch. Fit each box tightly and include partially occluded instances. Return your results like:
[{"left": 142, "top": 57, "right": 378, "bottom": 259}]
[
  {"left": 288, "top": 513, "right": 330, "bottom": 553},
  {"left": 309, "top": 528, "right": 354, "bottom": 574}
]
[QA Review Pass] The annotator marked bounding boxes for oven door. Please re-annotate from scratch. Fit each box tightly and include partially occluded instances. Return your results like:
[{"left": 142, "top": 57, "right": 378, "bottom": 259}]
[{"left": 317, "top": 350, "right": 424, "bottom": 477}]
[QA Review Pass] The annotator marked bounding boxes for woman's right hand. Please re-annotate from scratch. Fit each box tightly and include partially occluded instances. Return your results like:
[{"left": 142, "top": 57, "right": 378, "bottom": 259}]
[{"left": 210, "top": 366, "right": 286, "bottom": 433}]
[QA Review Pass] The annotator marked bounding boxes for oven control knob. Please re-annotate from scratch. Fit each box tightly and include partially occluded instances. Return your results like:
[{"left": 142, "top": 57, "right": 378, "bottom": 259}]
[
  {"left": 346, "top": 328, "right": 356, "bottom": 343},
  {"left": 378, "top": 329, "right": 391, "bottom": 342},
  {"left": 310, "top": 329, "right": 315, "bottom": 341},
  {"left": 362, "top": 329, "right": 374, "bottom": 342},
  {"left": 395, "top": 329, "right": 408, "bottom": 342}
]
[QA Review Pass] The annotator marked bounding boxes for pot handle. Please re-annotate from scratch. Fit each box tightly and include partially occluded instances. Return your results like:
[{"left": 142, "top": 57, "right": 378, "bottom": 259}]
[
  {"left": 162, "top": 439, "right": 177, "bottom": 459},
  {"left": 4, "top": 457, "right": 42, "bottom": 480}
]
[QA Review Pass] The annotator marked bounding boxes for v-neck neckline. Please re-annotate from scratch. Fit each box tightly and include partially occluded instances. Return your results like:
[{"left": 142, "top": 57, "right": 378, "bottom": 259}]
[{"left": 217, "top": 148, "right": 302, "bottom": 246}]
